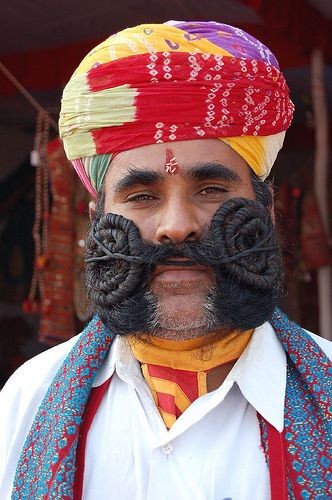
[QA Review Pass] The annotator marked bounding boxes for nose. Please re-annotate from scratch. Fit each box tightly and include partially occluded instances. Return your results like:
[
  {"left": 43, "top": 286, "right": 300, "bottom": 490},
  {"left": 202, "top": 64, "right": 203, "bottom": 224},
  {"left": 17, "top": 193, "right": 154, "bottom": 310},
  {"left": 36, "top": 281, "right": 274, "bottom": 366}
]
[{"left": 155, "top": 200, "right": 202, "bottom": 244}]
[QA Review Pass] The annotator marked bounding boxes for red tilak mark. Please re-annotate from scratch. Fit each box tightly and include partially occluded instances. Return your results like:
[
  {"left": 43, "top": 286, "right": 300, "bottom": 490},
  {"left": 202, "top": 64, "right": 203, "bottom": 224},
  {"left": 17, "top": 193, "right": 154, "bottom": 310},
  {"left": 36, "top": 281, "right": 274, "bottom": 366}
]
[{"left": 165, "top": 149, "right": 179, "bottom": 175}]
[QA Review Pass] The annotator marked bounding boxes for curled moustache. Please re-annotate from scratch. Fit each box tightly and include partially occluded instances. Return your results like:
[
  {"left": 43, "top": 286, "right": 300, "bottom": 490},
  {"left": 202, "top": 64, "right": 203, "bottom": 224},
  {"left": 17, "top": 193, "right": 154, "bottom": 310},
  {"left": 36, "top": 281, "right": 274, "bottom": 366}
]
[
  {"left": 85, "top": 213, "right": 148, "bottom": 308},
  {"left": 85, "top": 198, "right": 282, "bottom": 318},
  {"left": 207, "top": 198, "right": 280, "bottom": 290}
]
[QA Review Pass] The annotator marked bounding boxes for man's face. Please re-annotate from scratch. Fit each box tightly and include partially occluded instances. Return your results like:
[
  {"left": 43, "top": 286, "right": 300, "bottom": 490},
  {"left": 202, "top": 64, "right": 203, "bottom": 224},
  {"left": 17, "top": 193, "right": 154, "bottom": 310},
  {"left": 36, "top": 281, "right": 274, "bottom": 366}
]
[{"left": 101, "top": 138, "right": 256, "bottom": 337}]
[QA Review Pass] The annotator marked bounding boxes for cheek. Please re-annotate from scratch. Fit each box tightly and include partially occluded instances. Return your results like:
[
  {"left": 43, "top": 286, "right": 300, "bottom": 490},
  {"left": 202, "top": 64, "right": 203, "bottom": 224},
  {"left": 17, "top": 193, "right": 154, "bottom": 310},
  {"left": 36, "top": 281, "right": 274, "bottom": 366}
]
[
  {"left": 236, "top": 177, "right": 256, "bottom": 200},
  {"left": 246, "top": 182, "right": 256, "bottom": 199},
  {"left": 131, "top": 215, "right": 157, "bottom": 240},
  {"left": 105, "top": 200, "right": 157, "bottom": 240},
  {"left": 103, "top": 197, "right": 136, "bottom": 220}
]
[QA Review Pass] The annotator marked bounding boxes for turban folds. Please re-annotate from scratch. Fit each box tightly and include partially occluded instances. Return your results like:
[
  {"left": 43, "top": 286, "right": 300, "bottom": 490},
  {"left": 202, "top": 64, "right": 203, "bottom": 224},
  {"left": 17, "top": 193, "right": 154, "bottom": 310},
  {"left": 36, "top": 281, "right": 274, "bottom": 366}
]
[{"left": 59, "top": 21, "right": 294, "bottom": 195}]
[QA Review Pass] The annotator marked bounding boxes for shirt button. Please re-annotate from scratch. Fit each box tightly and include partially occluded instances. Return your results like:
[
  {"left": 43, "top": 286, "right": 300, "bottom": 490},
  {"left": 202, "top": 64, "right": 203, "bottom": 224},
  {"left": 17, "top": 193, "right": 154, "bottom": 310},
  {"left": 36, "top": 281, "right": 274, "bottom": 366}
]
[{"left": 161, "top": 443, "right": 173, "bottom": 455}]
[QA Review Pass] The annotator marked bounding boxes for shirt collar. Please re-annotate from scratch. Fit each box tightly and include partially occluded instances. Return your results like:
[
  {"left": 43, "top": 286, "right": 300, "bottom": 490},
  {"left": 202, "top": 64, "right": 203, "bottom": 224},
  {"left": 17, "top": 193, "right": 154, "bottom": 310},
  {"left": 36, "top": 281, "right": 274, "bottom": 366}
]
[
  {"left": 230, "top": 321, "right": 286, "bottom": 432},
  {"left": 92, "top": 335, "right": 142, "bottom": 387},
  {"left": 92, "top": 322, "right": 287, "bottom": 432}
]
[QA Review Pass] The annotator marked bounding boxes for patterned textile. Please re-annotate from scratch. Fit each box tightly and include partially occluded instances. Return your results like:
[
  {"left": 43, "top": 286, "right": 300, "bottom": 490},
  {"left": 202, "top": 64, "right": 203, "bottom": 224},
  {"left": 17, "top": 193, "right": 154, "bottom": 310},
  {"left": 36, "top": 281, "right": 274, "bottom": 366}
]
[
  {"left": 12, "top": 317, "right": 114, "bottom": 500},
  {"left": 12, "top": 309, "right": 332, "bottom": 498},
  {"left": 268, "top": 310, "right": 332, "bottom": 498},
  {"left": 58, "top": 21, "right": 294, "bottom": 196},
  {"left": 39, "top": 139, "right": 75, "bottom": 344},
  {"left": 141, "top": 365, "right": 208, "bottom": 429},
  {"left": 129, "top": 330, "right": 253, "bottom": 428}
]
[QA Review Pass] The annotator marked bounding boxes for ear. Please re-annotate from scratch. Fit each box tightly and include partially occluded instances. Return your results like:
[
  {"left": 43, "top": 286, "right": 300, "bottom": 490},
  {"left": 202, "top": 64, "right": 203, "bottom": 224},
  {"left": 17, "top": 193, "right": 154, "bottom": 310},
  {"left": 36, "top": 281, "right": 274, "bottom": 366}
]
[{"left": 89, "top": 200, "right": 96, "bottom": 222}]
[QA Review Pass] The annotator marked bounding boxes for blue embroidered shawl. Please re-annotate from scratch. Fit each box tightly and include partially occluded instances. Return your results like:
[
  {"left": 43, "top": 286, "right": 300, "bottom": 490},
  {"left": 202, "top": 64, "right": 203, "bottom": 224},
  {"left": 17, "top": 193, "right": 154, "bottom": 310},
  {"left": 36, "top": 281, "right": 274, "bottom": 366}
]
[{"left": 11, "top": 308, "right": 332, "bottom": 499}]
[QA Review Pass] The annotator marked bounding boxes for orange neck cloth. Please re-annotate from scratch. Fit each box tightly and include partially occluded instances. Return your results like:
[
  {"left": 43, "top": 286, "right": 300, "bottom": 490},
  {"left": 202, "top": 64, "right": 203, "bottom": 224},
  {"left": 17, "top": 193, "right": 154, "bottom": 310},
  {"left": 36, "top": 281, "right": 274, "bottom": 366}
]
[{"left": 129, "top": 330, "right": 253, "bottom": 428}]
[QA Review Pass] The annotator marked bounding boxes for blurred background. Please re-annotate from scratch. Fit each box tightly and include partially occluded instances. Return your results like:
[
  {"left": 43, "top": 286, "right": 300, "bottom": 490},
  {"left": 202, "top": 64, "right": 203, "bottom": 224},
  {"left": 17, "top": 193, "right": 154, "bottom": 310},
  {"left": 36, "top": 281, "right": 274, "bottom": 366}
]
[{"left": 0, "top": 0, "right": 331, "bottom": 386}]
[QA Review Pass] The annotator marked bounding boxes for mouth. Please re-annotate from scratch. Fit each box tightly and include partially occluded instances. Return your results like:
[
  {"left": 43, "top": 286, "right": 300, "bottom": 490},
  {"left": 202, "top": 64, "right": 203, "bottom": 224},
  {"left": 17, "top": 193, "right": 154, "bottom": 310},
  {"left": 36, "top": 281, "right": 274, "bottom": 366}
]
[
  {"left": 152, "top": 258, "right": 210, "bottom": 282},
  {"left": 158, "top": 259, "right": 197, "bottom": 267}
]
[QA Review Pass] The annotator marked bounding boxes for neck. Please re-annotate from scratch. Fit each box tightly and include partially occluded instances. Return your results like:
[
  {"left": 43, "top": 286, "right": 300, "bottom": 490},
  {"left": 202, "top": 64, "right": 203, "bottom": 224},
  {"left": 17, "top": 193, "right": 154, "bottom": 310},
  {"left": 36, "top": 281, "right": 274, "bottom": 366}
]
[
  {"left": 129, "top": 328, "right": 253, "bottom": 389},
  {"left": 207, "top": 360, "right": 238, "bottom": 391},
  {"left": 128, "top": 329, "right": 253, "bottom": 428}
]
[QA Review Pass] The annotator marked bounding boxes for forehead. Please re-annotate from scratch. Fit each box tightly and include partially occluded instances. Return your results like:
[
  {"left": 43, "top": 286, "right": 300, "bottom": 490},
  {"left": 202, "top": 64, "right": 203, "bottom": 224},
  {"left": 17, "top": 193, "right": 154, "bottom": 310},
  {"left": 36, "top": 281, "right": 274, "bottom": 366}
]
[{"left": 105, "top": 138, "right": 251, "bottom": 185}]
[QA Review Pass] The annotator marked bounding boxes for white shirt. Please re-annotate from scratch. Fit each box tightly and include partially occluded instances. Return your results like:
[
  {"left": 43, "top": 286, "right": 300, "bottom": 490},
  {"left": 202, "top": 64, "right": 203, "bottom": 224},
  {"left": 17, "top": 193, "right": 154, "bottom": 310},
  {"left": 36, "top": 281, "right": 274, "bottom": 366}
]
[{"left": 0, "top": 323, "right": 331, "bottom": 500}]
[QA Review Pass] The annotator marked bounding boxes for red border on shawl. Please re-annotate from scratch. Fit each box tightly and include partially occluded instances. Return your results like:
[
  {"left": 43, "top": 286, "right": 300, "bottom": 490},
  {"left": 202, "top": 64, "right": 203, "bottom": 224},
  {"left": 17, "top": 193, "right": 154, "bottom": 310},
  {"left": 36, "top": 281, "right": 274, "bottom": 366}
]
[
  {"left": 265, "top": 419, "right": 288, "bottom": 500},
  {"left": 73, "top": 377, "right": 112, "bottom": 500}
]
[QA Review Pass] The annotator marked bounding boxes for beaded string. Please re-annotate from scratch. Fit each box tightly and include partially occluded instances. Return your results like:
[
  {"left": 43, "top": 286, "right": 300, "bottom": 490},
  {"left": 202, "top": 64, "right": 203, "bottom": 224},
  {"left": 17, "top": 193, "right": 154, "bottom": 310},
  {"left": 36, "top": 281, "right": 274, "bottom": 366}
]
[{"left": 24, "top": 111, "right": 50, "bottom": 314}]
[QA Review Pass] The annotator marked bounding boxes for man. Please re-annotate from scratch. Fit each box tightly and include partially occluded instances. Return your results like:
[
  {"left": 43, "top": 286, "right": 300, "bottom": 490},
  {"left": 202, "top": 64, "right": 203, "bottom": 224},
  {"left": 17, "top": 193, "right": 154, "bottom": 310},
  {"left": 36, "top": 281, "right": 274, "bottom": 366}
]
[{"left": 0, "top": 20, "right": 331, "bottom": 500}]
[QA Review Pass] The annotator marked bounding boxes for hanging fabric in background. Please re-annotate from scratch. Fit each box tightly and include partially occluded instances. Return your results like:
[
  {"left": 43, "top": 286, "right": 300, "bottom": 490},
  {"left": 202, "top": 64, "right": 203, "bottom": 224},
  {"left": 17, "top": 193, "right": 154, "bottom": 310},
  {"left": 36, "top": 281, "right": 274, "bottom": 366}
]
[
  {"left": 23, "top": 128, "right": 91, "bottom": 344},
  {"left": 300, "top": 191, "right": 332, "bottom": 270},
  {"left": 277, "top": 184, "right": 331, "bottom": 273},
  {"left": 275, "top": 183, "right": 331, "bottom": 328},
  {"left": 276, "top": 184, "right": 302, "bottom": 276},
  {"left": 24, "top": 128, "right": 75, "bottom": 344},
  {"left": 38, "top": 138, "right": 75, "bottom": 344}
]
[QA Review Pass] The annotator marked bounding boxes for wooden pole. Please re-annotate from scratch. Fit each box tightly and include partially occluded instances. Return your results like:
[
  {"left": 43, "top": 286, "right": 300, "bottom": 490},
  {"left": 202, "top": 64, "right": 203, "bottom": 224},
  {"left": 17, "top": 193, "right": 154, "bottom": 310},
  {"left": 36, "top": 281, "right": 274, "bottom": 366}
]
[{"left": 0, "top": 61, "right": 58, "bottom": 132}]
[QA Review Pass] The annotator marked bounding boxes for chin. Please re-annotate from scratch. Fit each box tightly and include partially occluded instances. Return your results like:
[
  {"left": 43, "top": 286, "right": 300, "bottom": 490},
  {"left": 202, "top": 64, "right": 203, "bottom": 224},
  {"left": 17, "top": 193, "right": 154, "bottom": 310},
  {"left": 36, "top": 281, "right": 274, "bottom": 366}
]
[
  {"left": 151, "top": 293, "right": 212, "bottom": 338},
  {"left": 157, "top": 290, "right": 207, "bottom": 314}
]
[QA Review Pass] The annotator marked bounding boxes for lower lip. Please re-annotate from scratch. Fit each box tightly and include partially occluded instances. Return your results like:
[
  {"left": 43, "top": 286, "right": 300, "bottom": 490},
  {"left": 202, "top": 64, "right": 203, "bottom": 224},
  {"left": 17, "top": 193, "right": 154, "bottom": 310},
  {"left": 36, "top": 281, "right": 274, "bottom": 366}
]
[{"left": 153, "top": 269, "right": 207, "bottom": 282}]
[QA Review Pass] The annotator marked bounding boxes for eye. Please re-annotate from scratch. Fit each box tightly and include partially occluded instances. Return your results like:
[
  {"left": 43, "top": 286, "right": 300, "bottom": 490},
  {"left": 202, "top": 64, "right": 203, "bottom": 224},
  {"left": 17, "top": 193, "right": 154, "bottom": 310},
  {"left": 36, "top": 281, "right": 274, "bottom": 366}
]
[
  {"left": 126, "top": 193, "right": 155, "bottom": 202},
  {"left": 199, "top": 186, "right": 228, "bottom": 195},
  {"left": 125, "top": 193, "right": 159, "bottom": 208}
]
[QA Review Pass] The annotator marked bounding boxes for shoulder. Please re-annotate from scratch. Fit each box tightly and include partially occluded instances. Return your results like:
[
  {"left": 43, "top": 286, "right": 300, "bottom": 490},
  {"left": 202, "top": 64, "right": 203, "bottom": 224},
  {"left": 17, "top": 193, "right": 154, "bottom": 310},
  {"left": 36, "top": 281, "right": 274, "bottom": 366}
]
[
  {"left": 0, "top": 333, "right": 81, "bottom": 423},
  {"left": 270, "top": 317, "right": 332, "bottom": 360},
  {"left": 268, "top": 317, "right": 332, "bottom": 361},
  {"left": 0, "top": 334, "right": 81, "bottom": 496},
  {"left": 1, "top": 333, "right": 81, "bottom": 400},
  {"left": 306, "top": 330, "right": 332, "bottom": 360}
]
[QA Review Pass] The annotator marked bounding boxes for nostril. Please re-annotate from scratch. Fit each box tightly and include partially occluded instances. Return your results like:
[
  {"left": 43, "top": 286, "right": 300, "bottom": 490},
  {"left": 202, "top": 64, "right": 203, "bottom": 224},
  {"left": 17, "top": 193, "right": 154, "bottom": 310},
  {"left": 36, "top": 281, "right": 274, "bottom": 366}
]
[
  {"left": 185, "top": 232, "right": 197, "bottom": 242},
  {"left": 160, "top": 235, "right": 173, "bottom": 245},
  {"left": 159, "top": 232, "right": 198, "bottom": 245},
  {"left": 155, "top": 213, "right": 201, "bottom": 244}
]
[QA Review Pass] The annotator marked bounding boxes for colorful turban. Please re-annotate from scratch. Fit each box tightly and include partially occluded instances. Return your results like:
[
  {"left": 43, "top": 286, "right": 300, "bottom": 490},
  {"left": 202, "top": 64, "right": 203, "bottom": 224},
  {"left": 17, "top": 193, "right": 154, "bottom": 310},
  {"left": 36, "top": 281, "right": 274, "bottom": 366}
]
[{"left": 59, "top": 20, "right": 294, "bottom": 196}]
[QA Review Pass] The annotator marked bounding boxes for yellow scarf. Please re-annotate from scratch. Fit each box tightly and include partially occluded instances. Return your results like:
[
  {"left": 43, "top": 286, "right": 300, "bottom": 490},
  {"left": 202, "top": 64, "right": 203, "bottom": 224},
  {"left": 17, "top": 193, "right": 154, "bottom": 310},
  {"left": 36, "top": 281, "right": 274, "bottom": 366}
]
[{"left": 129, "top": 330, "right": 253, "bottom": 428}]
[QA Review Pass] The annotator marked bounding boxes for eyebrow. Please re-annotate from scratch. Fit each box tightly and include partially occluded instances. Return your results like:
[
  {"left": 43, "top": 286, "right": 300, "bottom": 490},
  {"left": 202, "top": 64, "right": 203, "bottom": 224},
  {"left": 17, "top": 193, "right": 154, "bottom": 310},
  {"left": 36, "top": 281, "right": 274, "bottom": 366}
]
[
  {"left": 114, "top": 167, "right": 163, "bottom": 193},
  {"left": 187, "top": 162, "right": 241, "bottom": 183},
  {"left": 113, "top": 161, "right": 241, "bottom": 193}
]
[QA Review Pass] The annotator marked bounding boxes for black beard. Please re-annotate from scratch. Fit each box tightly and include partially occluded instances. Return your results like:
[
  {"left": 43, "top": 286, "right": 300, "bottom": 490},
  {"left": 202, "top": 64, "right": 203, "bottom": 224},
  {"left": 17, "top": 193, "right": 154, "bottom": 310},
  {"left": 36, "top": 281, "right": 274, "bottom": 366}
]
[{"left": 85, "top": 198, "right": 283, "bottom": 337}]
